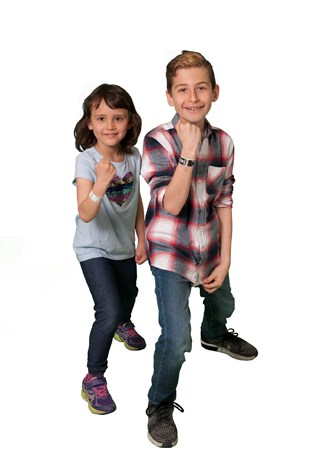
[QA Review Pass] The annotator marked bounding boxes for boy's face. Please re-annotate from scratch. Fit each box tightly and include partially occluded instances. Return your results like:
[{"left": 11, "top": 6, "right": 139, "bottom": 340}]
[{"left": 166, "top": 67, "right": 219, "bottom": 129}]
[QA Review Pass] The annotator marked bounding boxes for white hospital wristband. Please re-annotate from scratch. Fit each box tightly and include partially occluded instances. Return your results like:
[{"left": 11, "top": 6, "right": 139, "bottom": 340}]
[{"left": 89, "top": 190, "right": 103, "bottom": 202}]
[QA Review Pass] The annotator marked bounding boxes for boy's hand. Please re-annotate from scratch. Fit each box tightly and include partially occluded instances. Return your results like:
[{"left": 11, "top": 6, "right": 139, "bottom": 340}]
[
  {"left": 95, "top": 157, "right": 116, "bottom": 188},
  {"left": 176, "top": 119, "right": 201, "bottom": 158},
  {"left": 135, "top": 241, "right": 148, "bottom": 265},
  {"left": 201, "top": 262, "right": 230, "bottom": 293}
]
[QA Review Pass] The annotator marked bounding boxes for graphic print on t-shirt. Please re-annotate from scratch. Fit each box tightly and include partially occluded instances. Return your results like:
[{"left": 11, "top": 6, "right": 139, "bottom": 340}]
[{"left": 105, "top": 172, "right": 134, "bottom": 206}]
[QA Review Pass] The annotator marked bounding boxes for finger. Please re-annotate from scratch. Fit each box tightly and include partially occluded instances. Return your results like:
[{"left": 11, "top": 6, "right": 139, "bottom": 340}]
[
  {"left": 202, "top": 274, "right": 215, "bottom": 284},
  {"left": 100, "top": 157, "right": 111, "bottom": 165},
  {"left": 202, "top": 285, "right": 217, "bottom": 294}
]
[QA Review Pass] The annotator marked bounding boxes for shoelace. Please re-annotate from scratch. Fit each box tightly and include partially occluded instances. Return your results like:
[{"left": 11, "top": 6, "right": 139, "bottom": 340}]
[
  {"left": 226, "top": 328, "right": 238, "bottom": 337},
  {"left": 146, "top": 401, "right": 184, "bottom": 417},
  {"left": 119, "top": 323, "right": 137, "bottom": 337},
  {"left": 224, "top": 329, "right": 246, "bottom": 348},
  {"left": 94, "top": 384, "right": 108, "bottom": 398}
]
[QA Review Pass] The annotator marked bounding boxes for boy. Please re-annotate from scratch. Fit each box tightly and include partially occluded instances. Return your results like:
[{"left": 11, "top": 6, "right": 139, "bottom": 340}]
[{"left": 141, "top": 50, "right": 258, "bottom": 448}]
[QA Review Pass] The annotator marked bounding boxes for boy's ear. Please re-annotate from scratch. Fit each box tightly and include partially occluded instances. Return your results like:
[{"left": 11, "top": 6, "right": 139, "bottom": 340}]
[
  {"left": 166, "top": 90, "right": 174, "bottom": 106},
  {"left": 212, "top": 84, "right": 220, "bottom": 102}
]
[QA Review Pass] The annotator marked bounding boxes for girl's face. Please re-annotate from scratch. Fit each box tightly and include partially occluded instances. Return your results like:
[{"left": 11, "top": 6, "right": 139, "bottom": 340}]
[
  {"left": 88, "top": 98, "right": 131, "bottom": 156},
  {"left": 166, "top": 67, "right": 219, "bottom": 131}
]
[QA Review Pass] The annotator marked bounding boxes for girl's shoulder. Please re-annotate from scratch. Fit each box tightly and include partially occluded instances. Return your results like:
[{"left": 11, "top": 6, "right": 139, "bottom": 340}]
[
  {"left": 76, "top": 147, "right": 100, "bottom": 163},
  {"left": 129, "top": 146, "right": 141, "bottom": 158},
  {"left": 126, "top": 146, "right": 142, "bottom": 166}
]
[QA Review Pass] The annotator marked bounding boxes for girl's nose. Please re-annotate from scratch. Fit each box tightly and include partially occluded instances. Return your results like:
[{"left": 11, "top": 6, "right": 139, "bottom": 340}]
[{"left": 107, "top": 119, "right": 116, "bottom": 129}]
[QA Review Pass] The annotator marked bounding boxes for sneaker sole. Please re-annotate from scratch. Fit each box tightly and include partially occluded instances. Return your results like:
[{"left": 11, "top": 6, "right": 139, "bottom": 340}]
[
  {"left": 201, "top": 340, "right": 258, "bottom": 360},
  {"left": 147, "top": 432, "right": 178, "bottom": 448},
  {"left": 81, "top": 389, "right": 116, "bottom": 415},
  {"left": 114, "top": 332, "right": 146, "bottom": 351}
]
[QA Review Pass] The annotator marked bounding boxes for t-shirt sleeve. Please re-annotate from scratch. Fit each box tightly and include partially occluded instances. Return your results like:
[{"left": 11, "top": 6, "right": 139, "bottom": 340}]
[{"left": 72, "top": 152, "right": 96, "bottom": 186}]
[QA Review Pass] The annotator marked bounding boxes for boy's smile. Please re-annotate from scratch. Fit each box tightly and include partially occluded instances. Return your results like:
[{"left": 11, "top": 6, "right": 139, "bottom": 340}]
[{"left": 166, "top": 67, "right": 219, "bottom": 130}]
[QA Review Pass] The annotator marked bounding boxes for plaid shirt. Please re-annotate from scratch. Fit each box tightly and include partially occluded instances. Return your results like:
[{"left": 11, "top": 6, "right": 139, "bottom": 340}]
[{"left": 141, "top": 114, "right": 235, "bottom": 285}]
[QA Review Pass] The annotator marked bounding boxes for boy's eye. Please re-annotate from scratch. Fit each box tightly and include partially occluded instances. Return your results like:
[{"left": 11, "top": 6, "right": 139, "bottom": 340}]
[{"left": 178, "top": 88, "right": 187, "bottom": 93}]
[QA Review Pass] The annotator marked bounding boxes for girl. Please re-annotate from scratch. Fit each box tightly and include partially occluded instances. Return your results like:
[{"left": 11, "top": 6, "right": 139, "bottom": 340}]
[{"left": 73, "top": 84, "right": 147, "bottom": 415}]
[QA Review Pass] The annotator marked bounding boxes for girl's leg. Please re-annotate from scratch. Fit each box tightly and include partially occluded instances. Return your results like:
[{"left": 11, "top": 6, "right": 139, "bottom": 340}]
[
  {"left": 111, "top": 257, "right": 138, "bottom": 323},
  {"left": 111, "top": 257, "right": 145, "bottom": 350},
  {"left": 80, "top": 257, "right": 123, "bottom": 376}
]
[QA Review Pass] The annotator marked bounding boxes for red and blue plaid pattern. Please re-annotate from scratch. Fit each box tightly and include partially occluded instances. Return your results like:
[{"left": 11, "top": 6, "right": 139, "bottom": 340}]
[{"left": 141, "top": 114, "right": 235, "bottom": 285}]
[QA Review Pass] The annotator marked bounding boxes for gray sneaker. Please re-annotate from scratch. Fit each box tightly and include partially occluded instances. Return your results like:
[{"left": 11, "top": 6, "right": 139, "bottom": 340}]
[
  {"left": 201, "top": 328, "right": 258, "bottom": 360},
  {"left": 146, "top": 401, "right": 184, "bottom": 448}
]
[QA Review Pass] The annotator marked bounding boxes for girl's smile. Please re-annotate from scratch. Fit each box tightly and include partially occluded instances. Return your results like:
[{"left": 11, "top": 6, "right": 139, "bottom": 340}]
[{"left": 88, "top": 99, "right": 131, "bottom": 158}]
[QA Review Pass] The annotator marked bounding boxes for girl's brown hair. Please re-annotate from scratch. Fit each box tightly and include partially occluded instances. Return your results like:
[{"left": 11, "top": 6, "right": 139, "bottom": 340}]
[
  {"left": 166, "top": 50, "right": 216, "bottom": 94},
  {"left": 74, "top": 84, "right": 142, "bottom": 153}
]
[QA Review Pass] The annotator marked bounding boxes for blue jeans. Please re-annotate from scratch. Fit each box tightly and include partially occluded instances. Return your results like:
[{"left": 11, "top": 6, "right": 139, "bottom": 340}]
[
  {"left": 80, "top": 257, "right": 138, "bottom": 376},
  {"left": 148, "top": 266, "right": 235, "bottom": 404}
]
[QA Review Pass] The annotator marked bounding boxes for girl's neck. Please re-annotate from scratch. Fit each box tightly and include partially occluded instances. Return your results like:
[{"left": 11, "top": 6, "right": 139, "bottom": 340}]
[{"left": 94, "top": 144, "right": 125, "bottom": 162}]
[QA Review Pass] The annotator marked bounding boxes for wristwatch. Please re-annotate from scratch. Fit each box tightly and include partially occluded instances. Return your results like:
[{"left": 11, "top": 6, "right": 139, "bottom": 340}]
[{"left": 179, "top": 156, "right": 195, "bottom": 167}]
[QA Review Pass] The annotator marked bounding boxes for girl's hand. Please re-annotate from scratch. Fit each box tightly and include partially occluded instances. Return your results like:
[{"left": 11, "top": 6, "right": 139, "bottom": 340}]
[
  {"left": 135, "top": 241, "right": 148, "bottom": 265},
  {"left": 95, "top": 157, "right": 116, "bottom": 188}
]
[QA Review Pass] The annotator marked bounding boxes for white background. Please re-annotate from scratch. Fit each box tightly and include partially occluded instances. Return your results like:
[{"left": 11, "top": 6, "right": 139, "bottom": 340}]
[{"left": 1, "top": 0, "right": 329, "bottom": 461}]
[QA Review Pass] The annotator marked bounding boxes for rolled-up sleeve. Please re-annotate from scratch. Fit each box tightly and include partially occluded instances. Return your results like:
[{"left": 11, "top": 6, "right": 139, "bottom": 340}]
[
  {"left": 215, "top": 137, "right": 235, "bottom": 208},
  {"left": 141, "top": 134, "right": 175, "bottom": 207}
]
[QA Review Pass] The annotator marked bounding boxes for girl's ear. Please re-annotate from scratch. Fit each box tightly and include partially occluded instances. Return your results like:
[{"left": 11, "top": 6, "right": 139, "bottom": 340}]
[{"left": 87, "top": 120, "right": 93, "bottom": 130}]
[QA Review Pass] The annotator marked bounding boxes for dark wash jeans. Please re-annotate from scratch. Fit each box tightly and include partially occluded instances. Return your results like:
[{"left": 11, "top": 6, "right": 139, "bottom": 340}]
[
  {"left": 80, "top": 257, "right": 138, "bottom": 376},
  {"left": 148, "top": 266, "right": 235, "bottom": 404}
]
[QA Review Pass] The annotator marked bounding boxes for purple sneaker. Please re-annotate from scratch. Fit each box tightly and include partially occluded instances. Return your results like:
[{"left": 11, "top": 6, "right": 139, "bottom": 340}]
[
  {"left": 114, "top": 320, "right": 146, "bottom": 350},
  {"left": 81, "top": 374, "right": 116, "bottom": 415}
]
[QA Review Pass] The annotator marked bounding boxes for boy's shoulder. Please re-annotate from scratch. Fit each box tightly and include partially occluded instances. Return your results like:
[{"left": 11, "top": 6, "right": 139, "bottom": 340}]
[
  {"left": 206, "top": 120, "right": 234, "bottom": 143},
  {"left": 145, "top": 120, "right": 174, "bottom": 140}
]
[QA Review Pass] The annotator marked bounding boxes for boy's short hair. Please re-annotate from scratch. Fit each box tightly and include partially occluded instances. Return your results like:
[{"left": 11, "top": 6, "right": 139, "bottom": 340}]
[{"left": 166, "top": 50, "right": 216, "bottom": 93}]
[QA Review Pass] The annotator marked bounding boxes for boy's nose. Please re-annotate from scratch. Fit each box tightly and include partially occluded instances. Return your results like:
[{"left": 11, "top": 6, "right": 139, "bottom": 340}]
[{"left": 188, "top": 90, "right": 198, "bottom": 101}]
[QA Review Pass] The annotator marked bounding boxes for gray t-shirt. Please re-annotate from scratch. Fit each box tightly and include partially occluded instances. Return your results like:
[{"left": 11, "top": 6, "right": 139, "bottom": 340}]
[{"left": 72, "top": 146, "right": 141, "bottom": 262}]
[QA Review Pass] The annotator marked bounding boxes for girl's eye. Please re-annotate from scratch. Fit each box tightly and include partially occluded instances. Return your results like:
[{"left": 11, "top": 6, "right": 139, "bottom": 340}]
[{"left": 97, "top": 117, "right": 105, "bottom": 122}]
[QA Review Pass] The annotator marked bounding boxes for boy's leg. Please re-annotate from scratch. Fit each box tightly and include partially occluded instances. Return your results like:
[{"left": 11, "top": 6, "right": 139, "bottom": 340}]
[
  {"left": 148, "top": 267, "right": 192, "bottom": 404},
  {"left": 199, "top": 273, "right": 235, "bottom": 340},
  {"left": 146, "top": 267, "right": 190, "bottom": 447},
  {"left": 199, "top": 274, "right": 258, "bottom": 360}
]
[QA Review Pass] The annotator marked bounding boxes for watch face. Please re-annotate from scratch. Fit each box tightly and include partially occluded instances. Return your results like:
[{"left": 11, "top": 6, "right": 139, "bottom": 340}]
[{"left": 179, "top": 157, "right": 194, "bottom": 166}]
